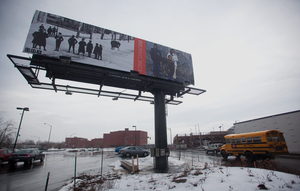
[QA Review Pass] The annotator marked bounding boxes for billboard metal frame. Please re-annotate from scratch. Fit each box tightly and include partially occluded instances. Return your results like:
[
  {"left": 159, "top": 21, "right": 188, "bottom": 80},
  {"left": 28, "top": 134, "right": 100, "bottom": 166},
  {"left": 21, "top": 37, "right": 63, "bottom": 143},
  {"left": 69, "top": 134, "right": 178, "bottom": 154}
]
[{"left": 7, "top": 54, "right": 205, "bottom": 105}]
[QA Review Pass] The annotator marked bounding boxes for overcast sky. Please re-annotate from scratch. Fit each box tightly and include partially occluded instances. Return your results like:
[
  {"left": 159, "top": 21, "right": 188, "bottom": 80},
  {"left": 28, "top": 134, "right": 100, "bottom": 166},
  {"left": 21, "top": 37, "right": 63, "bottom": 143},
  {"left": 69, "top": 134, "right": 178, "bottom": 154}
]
[{"left": 0, "top": 0, "right": 299, "bottom": 145}]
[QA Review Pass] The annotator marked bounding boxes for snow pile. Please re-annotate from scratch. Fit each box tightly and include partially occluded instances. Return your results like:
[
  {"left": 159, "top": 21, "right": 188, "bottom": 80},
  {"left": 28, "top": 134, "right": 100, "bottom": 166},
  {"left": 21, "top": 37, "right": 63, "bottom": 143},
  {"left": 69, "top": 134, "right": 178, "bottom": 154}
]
[{"left": 59, "top": 155, "right": 300, "bottom": 191}]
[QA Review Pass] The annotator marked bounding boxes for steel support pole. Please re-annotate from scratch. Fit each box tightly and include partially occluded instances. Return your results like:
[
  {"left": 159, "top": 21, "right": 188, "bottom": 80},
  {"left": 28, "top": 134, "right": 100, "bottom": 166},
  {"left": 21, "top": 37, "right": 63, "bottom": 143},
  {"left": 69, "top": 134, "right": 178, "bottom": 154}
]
[{"left": 154, "top": 90, "right": 168, "bottom": 170}]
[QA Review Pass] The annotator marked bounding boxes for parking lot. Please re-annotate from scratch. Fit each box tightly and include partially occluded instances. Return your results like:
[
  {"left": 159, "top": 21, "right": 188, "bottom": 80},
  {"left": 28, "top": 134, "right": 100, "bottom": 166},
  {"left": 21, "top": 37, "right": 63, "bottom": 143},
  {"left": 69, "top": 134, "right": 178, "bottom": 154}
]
[{"left": 0, "top": 149, "right": 299, "bottom": 191}]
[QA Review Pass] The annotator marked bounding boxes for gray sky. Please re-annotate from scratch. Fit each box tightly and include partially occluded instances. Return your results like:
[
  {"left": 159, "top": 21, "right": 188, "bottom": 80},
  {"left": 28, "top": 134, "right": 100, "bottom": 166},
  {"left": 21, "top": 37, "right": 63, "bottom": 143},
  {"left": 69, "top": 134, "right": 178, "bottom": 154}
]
[{"left": 0, "top": 0, "right": 299, "bottom": 144}]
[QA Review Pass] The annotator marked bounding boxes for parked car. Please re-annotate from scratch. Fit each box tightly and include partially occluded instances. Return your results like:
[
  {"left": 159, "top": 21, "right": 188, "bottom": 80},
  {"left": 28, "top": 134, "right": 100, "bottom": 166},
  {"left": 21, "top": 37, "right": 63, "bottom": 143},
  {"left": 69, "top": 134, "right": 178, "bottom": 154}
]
[
  {"left": 0, "top": 149, "right": 13, "bottom": 165},
  {"left": 115, "top": 146, "right": 126, "bottom": 154},
  {"left": 120, "top": 146, "right": 150, "bottom": 157},
  {"left": 197, "top": 145, "right": 207, "bottom": 150},
  {"left": 205, "top": 143, "right": 224, "bottom": 154},
  {"left": 9, "top": 148, "right": 45, "bottom": 165}
]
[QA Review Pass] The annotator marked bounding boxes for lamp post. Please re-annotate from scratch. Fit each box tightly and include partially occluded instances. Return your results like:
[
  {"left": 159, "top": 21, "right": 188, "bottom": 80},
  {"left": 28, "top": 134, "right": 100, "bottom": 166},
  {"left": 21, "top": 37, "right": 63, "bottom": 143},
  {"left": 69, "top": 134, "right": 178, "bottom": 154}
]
[
  {"left": 13, "top": 107, "right": 29, "bottom": 152},
  {"left": 219, "top": 125, "right": 222, "bottom": 143},
  {"left": 168, "top": 128, "right": 172, "bottom": 146},
  {"left": 198, "top": 124, "right": 201, "bottom": 146},
  {"left": 132, "top": 126, "right": 136, "bottom": 146},
  {"left": 44, "top": 123, "right": 52, "bottom": 149}
]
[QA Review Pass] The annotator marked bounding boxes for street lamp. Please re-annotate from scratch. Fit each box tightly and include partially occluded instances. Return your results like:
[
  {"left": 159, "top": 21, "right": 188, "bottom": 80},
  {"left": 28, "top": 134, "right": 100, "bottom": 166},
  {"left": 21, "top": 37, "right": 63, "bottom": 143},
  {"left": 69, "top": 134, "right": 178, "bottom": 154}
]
[
  {"left": 13, "top": 107, "right": 29, "bottom": 152},
  {"left": 44, "top": 123, "right": 52, "bottom": 149},
  {"left": 219, "top": 125, "right": 222, "bottom": 143},
  {"left": 132, "top": 126, "right": 136, "bottom": 146},
  {"left": 168, "top": 128, "right": 172, "bottom": 146},
  {"left": 198, "top": 124, "right": 201, "bottom": 146}
]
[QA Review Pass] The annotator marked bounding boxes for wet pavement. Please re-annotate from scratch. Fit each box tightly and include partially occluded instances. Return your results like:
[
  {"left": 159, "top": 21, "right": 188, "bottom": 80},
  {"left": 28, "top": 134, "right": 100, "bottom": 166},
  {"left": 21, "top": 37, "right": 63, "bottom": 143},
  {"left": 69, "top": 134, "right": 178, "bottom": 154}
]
[{"left": 0, "top": 150, "right": 119, "bottom": 191}]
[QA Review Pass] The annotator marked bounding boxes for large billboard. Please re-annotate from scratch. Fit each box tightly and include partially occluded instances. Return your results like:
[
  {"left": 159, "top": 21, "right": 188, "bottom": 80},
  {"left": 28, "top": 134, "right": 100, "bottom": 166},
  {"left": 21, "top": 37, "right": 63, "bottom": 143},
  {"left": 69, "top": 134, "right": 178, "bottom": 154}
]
[{"left": 23, "top": 10, "right": 194, "bottom": 85}]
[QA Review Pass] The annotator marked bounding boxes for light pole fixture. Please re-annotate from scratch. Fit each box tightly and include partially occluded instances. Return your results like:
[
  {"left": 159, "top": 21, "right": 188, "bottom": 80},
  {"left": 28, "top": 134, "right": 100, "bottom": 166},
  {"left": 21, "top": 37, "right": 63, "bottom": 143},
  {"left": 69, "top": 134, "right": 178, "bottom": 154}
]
[
  {"left": 168, "top": 128, "right": 172, "bottom": 146},
  {"left": 13, "top": 107, "right": 29, "bottom": 152},
  {"left": 219, "top": 125, "right": 222, "bottom": 143},
  {"left": 44, "top": 123, "right": 52, "bottom": 149},
  {"left": 132, "top": 126, "right": 136, "bottom": 146}
]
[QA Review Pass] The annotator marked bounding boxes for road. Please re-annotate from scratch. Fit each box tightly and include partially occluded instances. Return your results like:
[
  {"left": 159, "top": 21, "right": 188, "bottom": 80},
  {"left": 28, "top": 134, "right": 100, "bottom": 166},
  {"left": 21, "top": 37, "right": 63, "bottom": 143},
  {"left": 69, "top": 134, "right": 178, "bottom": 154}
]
[
  {"left": 0, "top": 149, "right": 299, "bottom": 191},
  {"left": 0, "top": 150, "right": 119, "bottom": 191}
]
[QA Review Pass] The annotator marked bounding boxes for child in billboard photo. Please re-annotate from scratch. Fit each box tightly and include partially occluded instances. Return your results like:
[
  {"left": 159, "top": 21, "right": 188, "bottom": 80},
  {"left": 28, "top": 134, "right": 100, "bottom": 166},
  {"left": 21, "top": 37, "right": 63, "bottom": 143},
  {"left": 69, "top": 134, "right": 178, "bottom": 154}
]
[
  {"left": 166, "top": 54, "right": 175, "bottom": 80},
  {"left": 68, "top": 35, "right": 78, "bottom": 53},
  {"left": 54, "top": 32, "right": 64, "bottom": 51},
  {"left": 150, "top": 44, "right": 163, "bottom": 77},
  {"left": 47, "top": 26, "right": 53, "bottom": 37},
  {"left": 78, "top": 38, "right": 87, "bottom": 56},
  {"left": 166, "top": 49, "right": 178, "bottom": 80}
]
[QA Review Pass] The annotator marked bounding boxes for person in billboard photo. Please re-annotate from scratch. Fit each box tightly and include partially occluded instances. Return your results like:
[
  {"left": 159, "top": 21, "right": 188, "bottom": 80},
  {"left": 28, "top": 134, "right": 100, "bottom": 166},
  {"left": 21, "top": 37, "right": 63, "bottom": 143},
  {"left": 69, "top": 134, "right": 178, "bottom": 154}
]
[
  {"left": 93, "top": 43, "right": 103, "bottom": 60},
  {"left": 86, "top": 40, "right": 93, "bottom": 57},
  {"left": 99, "top": 44, "right": 103, "bottom": 60},
  {"left": 150, "top": 44, "right": 163, "bottom": 77},
  {"left": 31, "top": 28, "right": 48, "bottom": 51},
  {"left": 168, "top": 49, "right": 178, "bottom": 79},
  {"left": 78, "top": 38, "right": 87, "bottom": 55},
  {"left": 68, "top": 35, "right": 78, "bottom": 53},
  {"left": 47, "top": 26, "right": 53, "bottom": 37},
  {"left": 166, "top": 54, "right": 175, "bottom": 80},
  {"left": 54, "top": 32, "right": 64, "bottom": 51}
]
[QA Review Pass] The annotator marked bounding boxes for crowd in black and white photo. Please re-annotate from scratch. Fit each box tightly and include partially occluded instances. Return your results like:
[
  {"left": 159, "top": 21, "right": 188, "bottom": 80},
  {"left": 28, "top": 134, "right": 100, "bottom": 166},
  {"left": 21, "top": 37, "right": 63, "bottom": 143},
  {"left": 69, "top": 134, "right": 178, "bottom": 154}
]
[{"left": 31, "top": 24, "right": 105, "bottom": 60}]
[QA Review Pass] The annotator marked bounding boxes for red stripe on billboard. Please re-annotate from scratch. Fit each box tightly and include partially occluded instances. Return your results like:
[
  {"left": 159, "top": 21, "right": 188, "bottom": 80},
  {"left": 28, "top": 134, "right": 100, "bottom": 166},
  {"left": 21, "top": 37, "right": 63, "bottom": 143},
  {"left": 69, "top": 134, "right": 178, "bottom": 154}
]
[{"left": 133, "top": 38, "right": 146, "bottom": 75}]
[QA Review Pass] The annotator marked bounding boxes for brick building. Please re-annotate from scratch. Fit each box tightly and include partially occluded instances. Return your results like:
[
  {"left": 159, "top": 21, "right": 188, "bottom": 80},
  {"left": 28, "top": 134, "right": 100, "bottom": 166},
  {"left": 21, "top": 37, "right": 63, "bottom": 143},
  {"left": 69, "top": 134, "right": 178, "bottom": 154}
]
[
  {"left": 173, "top": 131, "right": 229, "bottom": 148},
  {"left": 103, "top": 128, "right": 148, "bottom": 148}
]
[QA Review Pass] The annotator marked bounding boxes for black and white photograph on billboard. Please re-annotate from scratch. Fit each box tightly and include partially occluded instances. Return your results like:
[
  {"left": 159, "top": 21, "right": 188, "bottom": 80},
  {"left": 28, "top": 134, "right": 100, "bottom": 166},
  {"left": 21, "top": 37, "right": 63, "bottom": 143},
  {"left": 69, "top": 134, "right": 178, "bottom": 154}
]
[
  {"left": 146, "top": 41, "right": 195, "bottom": 85},
  {"left": 23, "top": 10, "right": 135, "bottom": 72}
]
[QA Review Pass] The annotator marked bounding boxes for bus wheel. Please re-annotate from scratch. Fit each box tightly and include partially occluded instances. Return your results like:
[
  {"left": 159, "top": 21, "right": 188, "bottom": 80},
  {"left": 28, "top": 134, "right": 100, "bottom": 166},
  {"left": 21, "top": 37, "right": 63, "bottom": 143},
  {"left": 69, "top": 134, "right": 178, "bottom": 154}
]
[
  {"left": 221, "top": 150, "right": 228, "bottom": 159},
  {"left": 245, "top": 151, "right": 254, "bottom": 161}
]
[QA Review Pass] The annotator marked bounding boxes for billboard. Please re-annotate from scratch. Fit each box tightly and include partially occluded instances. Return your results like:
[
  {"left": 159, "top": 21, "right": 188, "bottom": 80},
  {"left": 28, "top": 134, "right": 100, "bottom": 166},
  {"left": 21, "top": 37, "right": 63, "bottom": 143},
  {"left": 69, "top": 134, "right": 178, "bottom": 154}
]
[{"left": 23, "top": 10, "right": 194, "bottom": 85}]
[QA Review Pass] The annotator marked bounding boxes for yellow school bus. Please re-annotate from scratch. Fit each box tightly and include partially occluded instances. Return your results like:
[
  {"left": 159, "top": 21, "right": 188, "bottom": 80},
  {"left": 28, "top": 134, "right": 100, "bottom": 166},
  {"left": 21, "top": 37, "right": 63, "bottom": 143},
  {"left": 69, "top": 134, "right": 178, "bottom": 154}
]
[{"left": 220, "top": 130, "right": 288, "bottom": 161}]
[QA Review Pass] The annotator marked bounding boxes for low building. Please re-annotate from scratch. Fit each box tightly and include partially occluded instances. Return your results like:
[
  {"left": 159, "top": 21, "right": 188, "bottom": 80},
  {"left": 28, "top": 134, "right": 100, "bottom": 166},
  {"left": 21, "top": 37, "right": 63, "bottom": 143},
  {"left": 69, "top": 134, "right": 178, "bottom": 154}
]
[
  {"left": 234, "top": 110, "right": 300, "bottom": 154},
  {"left": 65, "top": 137, "right": 103, "bottom": 148},
  {"left": 90, "top": 138, "right": 103, "bottom": 148},
  {"left": 103, "top": 128, "right": 148, "bottom": 148},
  {"left": 173, "top": 131, "right": 229, "bottom": 148}
]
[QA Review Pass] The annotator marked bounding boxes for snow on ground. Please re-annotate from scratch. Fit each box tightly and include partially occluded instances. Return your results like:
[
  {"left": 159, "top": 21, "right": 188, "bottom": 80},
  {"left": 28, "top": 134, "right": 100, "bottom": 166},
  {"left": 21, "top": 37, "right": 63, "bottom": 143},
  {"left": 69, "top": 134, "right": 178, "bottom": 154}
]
[{"left": 59, "top": 153, "right": 300, "bottom": 191}]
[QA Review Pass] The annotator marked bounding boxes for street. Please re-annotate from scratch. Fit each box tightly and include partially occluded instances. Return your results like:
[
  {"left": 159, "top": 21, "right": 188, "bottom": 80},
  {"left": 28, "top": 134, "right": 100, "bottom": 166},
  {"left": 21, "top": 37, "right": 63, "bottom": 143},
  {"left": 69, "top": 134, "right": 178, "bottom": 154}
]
[
  {"left": 0, "top": 149, "right": 299, "bottom": 191},
  {"left": 0, "top": 150, "right": 119, "bottom": 191}
]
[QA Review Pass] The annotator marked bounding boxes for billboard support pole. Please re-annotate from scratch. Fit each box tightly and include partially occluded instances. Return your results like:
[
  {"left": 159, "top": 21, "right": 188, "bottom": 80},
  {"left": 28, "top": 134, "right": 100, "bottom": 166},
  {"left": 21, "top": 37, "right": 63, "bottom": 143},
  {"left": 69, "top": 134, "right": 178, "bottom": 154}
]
[{"left": 154, "top": 89, "right": 168, "bottom": 171}]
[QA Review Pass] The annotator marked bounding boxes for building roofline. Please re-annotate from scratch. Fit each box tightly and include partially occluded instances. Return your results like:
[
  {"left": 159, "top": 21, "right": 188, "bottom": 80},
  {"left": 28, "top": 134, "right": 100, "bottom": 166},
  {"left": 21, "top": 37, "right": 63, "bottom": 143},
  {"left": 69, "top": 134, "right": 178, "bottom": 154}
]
[{"left": 234, "top": 110, "right": 300, "bottom": 125}]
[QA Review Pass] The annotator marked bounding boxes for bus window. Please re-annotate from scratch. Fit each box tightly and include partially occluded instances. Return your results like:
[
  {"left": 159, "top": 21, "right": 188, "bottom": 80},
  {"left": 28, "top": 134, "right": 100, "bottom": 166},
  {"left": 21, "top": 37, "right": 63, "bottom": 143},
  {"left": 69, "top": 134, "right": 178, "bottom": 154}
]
[
  {"left": 246, "top": 137, "right": 252, "bottom": 143},
  {"left": 253, "top": 136, "right": 261, "bottom": 143},
  {"left": 279, "top": 135, "right": 285, "bottom": 142},
  {"left": 236, "top": 138, "right": 241, "bottom": 144},
  {"left": 226, "top": 139, "right": 231, "bottom": 144},
  {"left": 272, "top": 136, "right": 279, "bottom": 142},
  {"left": 267, "top": 136, "right": 272, "bottom": 142},
  {"left": 232, "top": 139, "right": 236, "bottom": 144},
  {"left": 241, "top": 138, "right": 246, "bottom": 143}
]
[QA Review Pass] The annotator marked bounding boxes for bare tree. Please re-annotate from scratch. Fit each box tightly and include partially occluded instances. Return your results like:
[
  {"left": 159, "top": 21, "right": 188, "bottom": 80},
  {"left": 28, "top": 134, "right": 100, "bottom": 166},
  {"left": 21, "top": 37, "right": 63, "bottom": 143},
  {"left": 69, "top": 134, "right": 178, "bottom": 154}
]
[{"left": 0, "top": 118, "right": 16, "bottom": 148}]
